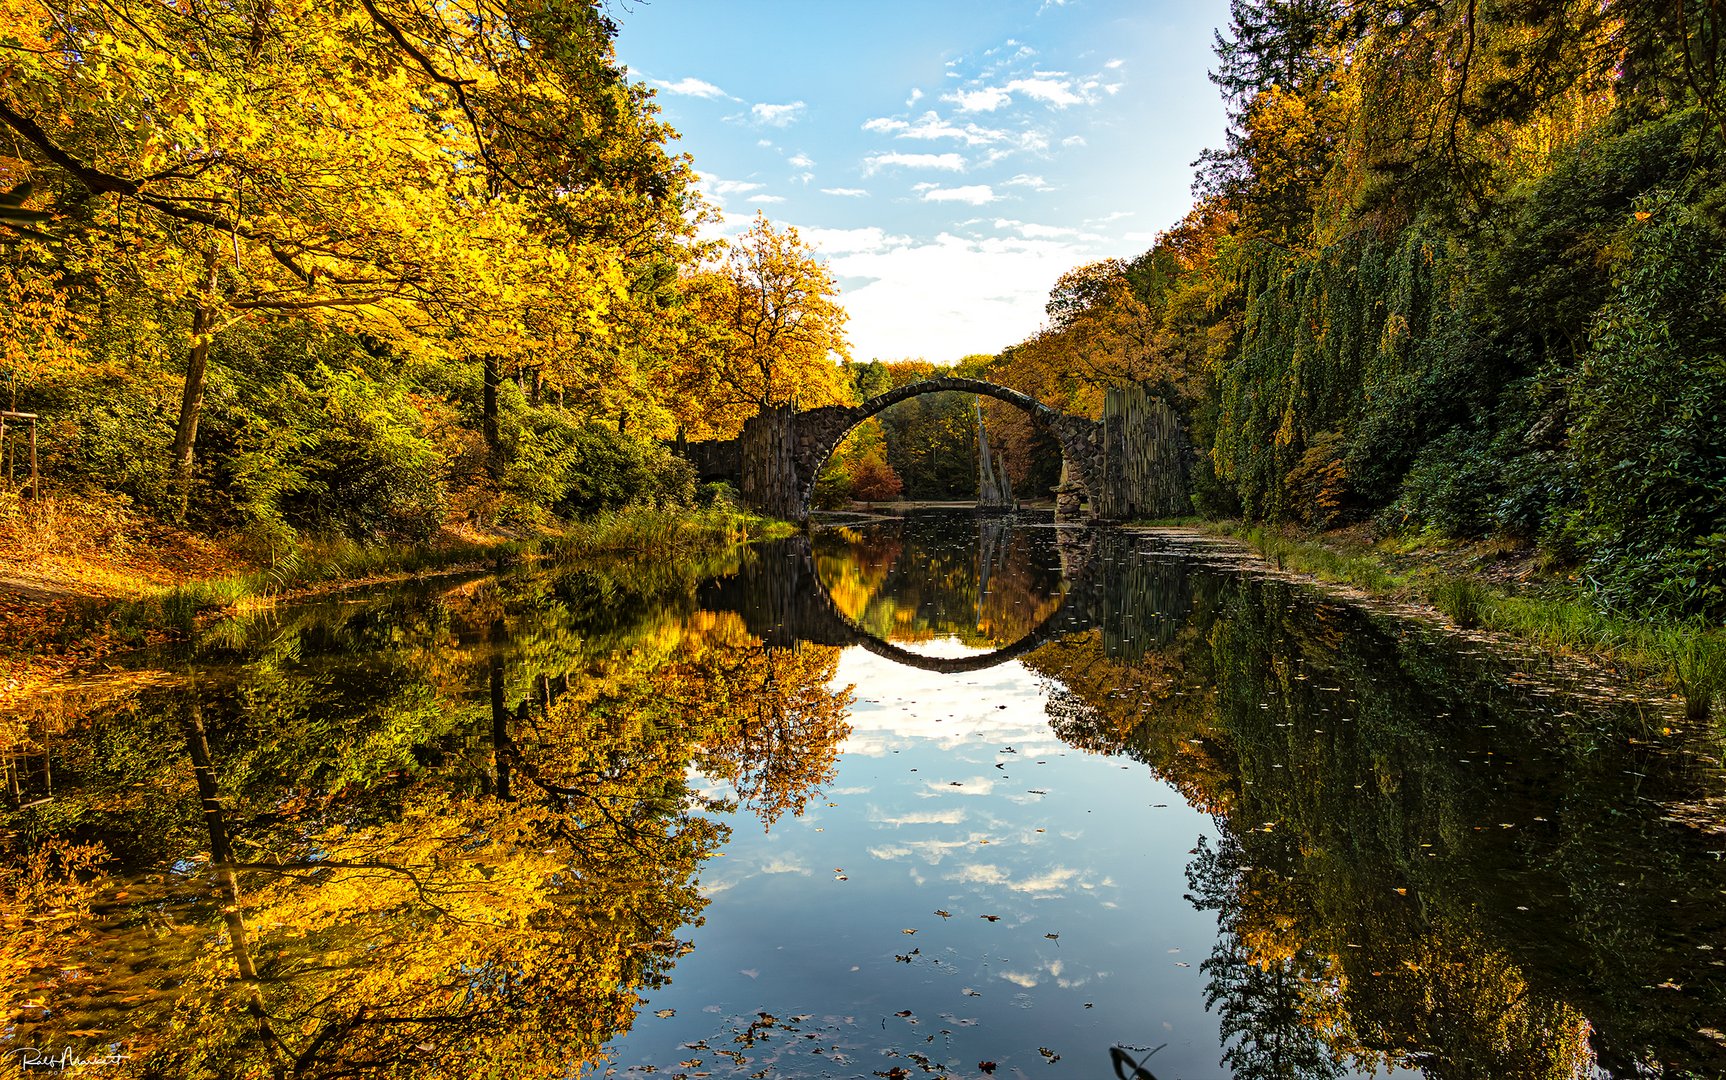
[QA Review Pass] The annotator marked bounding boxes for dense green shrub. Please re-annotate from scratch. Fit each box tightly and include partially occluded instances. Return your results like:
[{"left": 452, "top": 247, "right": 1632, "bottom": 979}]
[
  {"left": 1573, "top": 204, "right": 1726, "bottom": 617},
  {"left": 500, "top": 402, "right": 694, "bottom": 520},
  {"left": 1390, "top": 429, "right": 1499, "bottom": 538}
]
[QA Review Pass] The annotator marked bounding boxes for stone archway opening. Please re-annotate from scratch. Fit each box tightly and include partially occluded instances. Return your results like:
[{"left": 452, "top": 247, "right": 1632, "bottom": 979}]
[{"left": 788, "top": 377, "right": 1103, "bottom": 524}]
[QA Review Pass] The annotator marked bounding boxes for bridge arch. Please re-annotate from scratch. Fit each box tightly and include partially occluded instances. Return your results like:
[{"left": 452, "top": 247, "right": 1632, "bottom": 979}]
[
  {"left": 786, "top": 377, "right": 1103, "bottom": 523},
  {"left": 696, "top": 529, "right": 1101, "bottom": 672}
]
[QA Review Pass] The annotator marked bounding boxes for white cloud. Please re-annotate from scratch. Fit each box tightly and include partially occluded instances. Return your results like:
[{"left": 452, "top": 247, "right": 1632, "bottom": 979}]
[
  {"left": 706, "top": 178, "right": 763, "bottom": 196},
  {"left": 945, "top": 86, "right": 1014, "bottom": 113},
  {"left": 1105, "top": 58, "right": 1125, "bottom": 69},
  {"left": 821, "top": 187, "right": 870, "bottom": 198},
  {"left": 993, "top": 219, "right": 1080, "bottom": 239},
  {"left": 803, "top": 225, "right": 899, "bottom": 253},
  {"left": 1062, "top": 135, "right": 1087, "bottom": 147},
  {"left": 1003, "top": 173, "right": 1053, "bottom": 191},
  {"left": 655, "top": 76, "right": 728, "bottom": 99},
  {"left": 788, "top": 152, "right": 814, "bottom": 168},
  {"left": 1015, "top": 223, "right": 1081, "bottom": 238},
  {"left": 750, "top": 101, "right": 805, "bottom": 127},
  {"left": 865, "top": 111, "right": 1008, "bottom": 147},
  {"left": 747, "top": 194, "right": 786, "bottom": 203},
  {"left": 922, "top": 184, "right": 998, "bottom": 205},
  {"left": 862, "top": 151, "right": 966, "bottom": 175},
  {"left": 907, "top": 87, "right": 924, "bottom": 107},
  {"left": 1006, "top": 76, "right": 1085, "bottom": 107},
  {"left": 826, "top": 231, "right": 1101, "bottom": 362}
]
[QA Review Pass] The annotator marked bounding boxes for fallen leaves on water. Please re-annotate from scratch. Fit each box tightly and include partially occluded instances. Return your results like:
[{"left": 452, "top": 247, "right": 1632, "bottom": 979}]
[
  {"left": 978, "top": 1062, "right": 997, "bottom": 1074},
  {"left": 934, "top": 909, "right": 951, "bottom": 918},
  {"left": 980, "top": 914, "right": 1001, "bottom": 922},
  {"left": 654, "top": 1008, "right": 676, "bottom": 1018}
]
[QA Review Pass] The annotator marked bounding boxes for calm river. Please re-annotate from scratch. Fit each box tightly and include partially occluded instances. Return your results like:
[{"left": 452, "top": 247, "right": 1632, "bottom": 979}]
[{"left": 5, "top": 510, "right": 1724, "bottom": 1079}]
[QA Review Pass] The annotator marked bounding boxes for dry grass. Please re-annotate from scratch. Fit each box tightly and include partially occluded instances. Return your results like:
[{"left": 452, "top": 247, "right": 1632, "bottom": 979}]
[{"left": 0, "top": 491, "right": 245, "bottom": 599}]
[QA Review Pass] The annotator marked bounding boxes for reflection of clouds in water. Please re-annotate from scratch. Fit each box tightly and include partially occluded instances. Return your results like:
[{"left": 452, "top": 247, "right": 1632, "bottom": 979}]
[
  {"left": 951, "top": 862, "right": 1081, "bottom": 898},
  {"left": 833, "top": 645, "right": 1065, "bottom": 757},
  {"left": 868, "top": 807, "right": 968, "bottom": 826},
  {"left": 998, "top": 957, "right": 1079, "bottom": 991},
  {"left": 921, "top": 777, "right": 996, "bottom": 796},
  {"left": 867, "top": 838, "right": 974, "bottom": 865},
  {"left": 758, "top": 856, "right": 811, "bottom": 876}
]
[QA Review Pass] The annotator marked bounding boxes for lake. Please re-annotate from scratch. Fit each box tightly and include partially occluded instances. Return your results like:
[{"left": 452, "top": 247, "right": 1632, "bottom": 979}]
[{"left": 4, "top": 509, "right": 1723, "bottom": 1079}]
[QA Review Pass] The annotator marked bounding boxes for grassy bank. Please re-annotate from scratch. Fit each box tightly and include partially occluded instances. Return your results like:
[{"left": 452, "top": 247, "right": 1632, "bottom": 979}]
[
  {"left": 1, "top": 499, "right": 791, "bottom": 707},
  {"left": 131, "top": 506, "right": 791, "bottom": 632},
  {"left": 1175, "top": 521, "right": 1725, "bottom": 722}
]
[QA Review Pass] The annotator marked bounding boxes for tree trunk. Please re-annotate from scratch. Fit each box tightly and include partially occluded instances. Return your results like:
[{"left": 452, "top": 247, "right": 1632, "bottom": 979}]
[
  {"left": 172, "top": 258, "right": 219, "bottom": 519},
  {"left": 488, "top": 618, "right": 513, "bottom": 802},
  {"left": 182, "top": 692, "right": 282, "bottom": 1059},
  {"left": 481, "top": 354, "right": 501, "bottom": 448}
]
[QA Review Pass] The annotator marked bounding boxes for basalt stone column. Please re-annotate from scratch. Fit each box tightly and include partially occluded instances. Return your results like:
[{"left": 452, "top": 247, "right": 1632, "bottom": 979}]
[
  {"left": 739, "top": 404, "right": 804, "bottom": 521},
  {"left": 1097, "top": 386, "right": 1190, "bottom": 520}
]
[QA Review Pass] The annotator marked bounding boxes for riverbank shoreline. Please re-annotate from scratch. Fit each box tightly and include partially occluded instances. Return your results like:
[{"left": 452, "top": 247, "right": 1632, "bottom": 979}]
[
  {"left": 0, "top": 503, "right": 791, "bottom": 716},
  {"left": 1133, "top": 519, "right": 1726, "bottom": 726}
]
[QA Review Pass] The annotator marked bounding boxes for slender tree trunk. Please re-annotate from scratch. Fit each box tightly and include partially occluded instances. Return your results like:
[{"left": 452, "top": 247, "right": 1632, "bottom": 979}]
[
  {"left": 489, "top": 619, "right": 512, "bottom": 801},
  {"left": 172, "top": 254, "right": 219, "bottom": 519},
  {"left": 481, "top": 353, "right": 501, "bottom": 476},
  {"left": 481, "top": 354, "right": 501, "bottom": 448}
]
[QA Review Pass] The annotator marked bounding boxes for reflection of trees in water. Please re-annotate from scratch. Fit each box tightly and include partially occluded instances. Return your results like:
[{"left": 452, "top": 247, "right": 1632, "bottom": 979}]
[
  {"left": 1027, "top": 567, "right": 1726, "bottom": 1079},
  {"left": 812, "top": 515, "right": 1064, "bottom": 646},
  {"left": 0, "top": 559, "right": 852, "bottom": 1078},
  {"left": 1186, "top": 835, "right": 1346, "bottom": 1080}
]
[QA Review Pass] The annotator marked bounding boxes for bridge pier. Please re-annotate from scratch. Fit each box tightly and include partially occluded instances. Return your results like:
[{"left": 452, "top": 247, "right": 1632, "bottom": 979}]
[{"left": 738, "top": 405, "right": 803, "bottom": 520}]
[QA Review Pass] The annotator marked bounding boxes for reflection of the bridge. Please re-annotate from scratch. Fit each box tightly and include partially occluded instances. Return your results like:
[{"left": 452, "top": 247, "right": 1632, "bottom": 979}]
[{"left": 697, "top": 522, "right": 1201, "bottom": 673}]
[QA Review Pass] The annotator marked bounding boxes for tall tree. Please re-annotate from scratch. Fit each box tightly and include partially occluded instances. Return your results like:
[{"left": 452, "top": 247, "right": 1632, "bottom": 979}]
[{"left": 676, "top": 214, "right": 851, "bottom": 438}]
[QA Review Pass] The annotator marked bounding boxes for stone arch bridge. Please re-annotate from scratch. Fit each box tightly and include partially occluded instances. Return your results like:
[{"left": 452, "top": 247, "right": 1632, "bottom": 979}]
[{"left": 677, "top": 377, "right": 1191, "bottom": 523}]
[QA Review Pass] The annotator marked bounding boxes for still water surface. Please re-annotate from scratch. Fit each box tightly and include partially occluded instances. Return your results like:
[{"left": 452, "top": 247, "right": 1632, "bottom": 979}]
[{"left": 5, "top": 510, "right": 1724, "bottom": 1079}]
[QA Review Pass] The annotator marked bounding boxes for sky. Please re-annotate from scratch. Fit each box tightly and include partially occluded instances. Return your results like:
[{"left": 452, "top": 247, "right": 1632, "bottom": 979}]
[{"left": 613, "top": 0, "right": 1232, "bottom": 365}]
